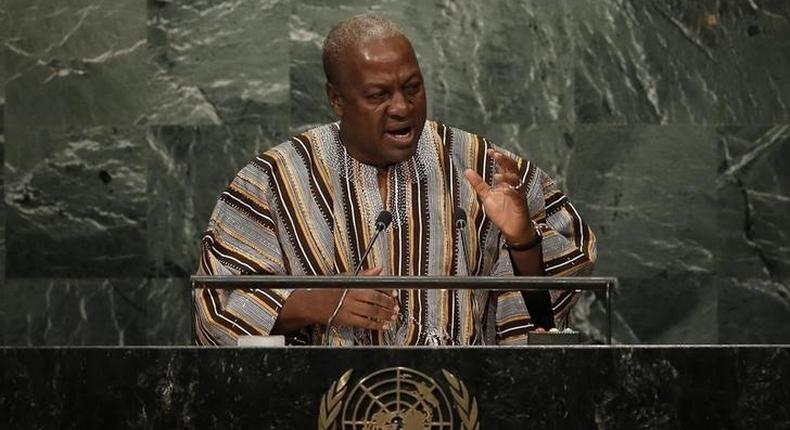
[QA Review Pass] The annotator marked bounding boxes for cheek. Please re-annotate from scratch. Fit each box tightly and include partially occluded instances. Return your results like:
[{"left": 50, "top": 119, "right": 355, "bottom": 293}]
[
  {"left": 370, "top": 108, "right": 389, "bottom": 124},
  {"left": 417, "top": 93, "right": 428, "bottom": 109}
]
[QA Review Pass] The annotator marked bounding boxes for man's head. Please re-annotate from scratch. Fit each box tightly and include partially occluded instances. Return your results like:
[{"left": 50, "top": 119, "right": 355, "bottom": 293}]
[{"left": 323, "top": 14, "right": 427, "bottom": 168}]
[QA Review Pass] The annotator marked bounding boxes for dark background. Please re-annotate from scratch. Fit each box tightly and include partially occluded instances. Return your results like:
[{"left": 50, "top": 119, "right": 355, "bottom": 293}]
[{"left": 1, "top": 0, "right": 789, "bottom": 345}]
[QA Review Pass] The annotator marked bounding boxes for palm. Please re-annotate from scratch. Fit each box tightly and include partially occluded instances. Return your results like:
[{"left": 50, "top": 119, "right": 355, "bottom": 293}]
[
  {"left": 464, "top": 149, "right": 533, "bottom": 243},
  {"left": 480, "top": 186, "right": 530, "bottom": 238}
]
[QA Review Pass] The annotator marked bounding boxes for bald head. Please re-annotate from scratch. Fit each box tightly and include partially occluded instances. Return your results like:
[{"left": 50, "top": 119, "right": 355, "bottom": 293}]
[{"left": 322, "top": 14, "right": 412, "bottom": 86}]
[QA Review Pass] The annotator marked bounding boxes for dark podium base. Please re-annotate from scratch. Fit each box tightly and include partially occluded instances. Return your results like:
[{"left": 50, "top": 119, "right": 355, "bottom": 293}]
[{"left": 2, "top": 346, "right": 788, "bottom": 429}]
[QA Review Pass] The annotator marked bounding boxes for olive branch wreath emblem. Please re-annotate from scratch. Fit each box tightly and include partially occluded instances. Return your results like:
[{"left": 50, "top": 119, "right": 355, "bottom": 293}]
[
  {"left": 318, "top": 369, "right": 353, "bottom": 430},
  {"left": 441, "top": 369, "right": 480, "bottom": 430},
  {"left": 317, "top": 368, "right": 479, "bottom": 430}
]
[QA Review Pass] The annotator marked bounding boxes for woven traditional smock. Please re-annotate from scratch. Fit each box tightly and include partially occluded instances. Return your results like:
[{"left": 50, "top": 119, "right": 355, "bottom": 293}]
[{"left": 195, "top": 120, "right": 596, "bottom": 346}]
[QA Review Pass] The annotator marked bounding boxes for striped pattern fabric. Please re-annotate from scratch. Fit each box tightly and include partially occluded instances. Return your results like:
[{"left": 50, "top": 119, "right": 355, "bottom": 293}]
[{"left": 195, "top": 120, "right": 596, "bottom": 346}]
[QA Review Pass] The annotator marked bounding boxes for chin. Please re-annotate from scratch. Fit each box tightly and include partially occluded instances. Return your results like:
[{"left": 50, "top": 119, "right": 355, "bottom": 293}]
[
  {"left": 397, "top": 140, "right": 420, "bottom": 159},
  {"left": 375, "top": 146, "right": 414, "bottom": 167}
]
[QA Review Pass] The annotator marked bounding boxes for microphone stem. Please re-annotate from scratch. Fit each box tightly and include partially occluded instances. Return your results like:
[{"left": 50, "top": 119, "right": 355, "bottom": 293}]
[{"left": 457, "top": 223, "right": 482, "bottom": 345}]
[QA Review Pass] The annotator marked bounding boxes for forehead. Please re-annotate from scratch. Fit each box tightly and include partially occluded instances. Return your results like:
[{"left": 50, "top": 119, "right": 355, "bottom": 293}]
[{"left": 342, "top": 36, "right": 421, "bottom": 84}]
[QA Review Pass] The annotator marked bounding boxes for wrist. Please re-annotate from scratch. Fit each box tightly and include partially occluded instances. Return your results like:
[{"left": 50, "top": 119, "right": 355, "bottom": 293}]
[{"left": 503, "top": 221, "right": 542, "bottom": 252}]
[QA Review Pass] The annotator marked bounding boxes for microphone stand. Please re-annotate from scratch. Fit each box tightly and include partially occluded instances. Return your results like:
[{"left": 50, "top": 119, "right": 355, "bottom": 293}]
[
  {"left": 455, "top": 208, "right": 483, "bottom": 345},
  {"left": 324, "top": 211, "right": 392, "bottom": 345}
]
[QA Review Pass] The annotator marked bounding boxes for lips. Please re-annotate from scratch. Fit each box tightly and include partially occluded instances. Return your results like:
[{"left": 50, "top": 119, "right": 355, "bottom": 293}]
[{"left": 384, "top": 125, "right": 414, "bottom": 145}]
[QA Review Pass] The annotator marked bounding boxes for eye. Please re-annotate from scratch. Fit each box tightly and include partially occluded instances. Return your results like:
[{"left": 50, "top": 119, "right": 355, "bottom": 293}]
[
  {"left": 404, "top": 82, "right": 421, "bottom": 96},
  {"left": 367, "top": 91, "right": 388, "bottom": 102}
]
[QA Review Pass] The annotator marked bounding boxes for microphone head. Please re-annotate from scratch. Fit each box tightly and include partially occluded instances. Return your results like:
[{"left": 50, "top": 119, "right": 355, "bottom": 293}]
[
  {"left": 454, "top": 208, "right": 467, "bottom": 229},
  {"left": 375, "top": 210, "right": 393, "bottom": 231}
]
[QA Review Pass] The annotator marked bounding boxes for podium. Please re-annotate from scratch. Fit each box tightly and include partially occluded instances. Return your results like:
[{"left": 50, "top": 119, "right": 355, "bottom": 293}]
[
  {"left": 190, "top": 275, "right": 618, "bottom": 344},
  {"left": 2, "top": 346, "right": 788, "bottom": 428},
  {"left": 4, "top": 276, "right": 787, "bottom": 428}
]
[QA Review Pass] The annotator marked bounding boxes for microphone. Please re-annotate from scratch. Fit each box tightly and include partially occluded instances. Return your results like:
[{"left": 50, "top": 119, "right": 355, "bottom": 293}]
[
  {"left": 353, "top": 211, "right": 393, "bottom": 275},
  {"left": 454, "top": 208, "right": 467, "bottom": 229},
  {"left": 453, "top": 208, "right": 469, "bottom": 275},
  {"left": 325, "top": 210, "right": 393, "bottom": 345},
  {"left": 455, "top": 208, "right": 484, "bottom": 345}
]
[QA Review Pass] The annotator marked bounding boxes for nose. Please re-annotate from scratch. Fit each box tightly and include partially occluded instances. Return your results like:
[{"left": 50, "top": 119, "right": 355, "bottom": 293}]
[{"left": 387, "top": 91, "right": 410, "bottom": 117}]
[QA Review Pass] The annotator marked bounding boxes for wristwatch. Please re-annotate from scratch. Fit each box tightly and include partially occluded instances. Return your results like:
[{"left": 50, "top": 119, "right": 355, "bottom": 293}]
[{"left": 503, "top": 221, "right": 542, "bottom": 252}]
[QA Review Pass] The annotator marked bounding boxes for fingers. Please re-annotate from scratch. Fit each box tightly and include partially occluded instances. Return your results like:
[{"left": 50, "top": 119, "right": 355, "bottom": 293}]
[
  {"left": 341, "top": 313, "right": 392, "bottom": 331},
  {"left": 467, "top": 149, "right": 523, "bottom": 201},
  {"left": 353, "top": 289, "right": 397, "bottom": 310},
  {"left": 493, "top": 172, "right": 521, "bottom": 188},
  {"left": 466, "top": 168, "right": 525, "bottom": 214},
  {"left": 337, "top": 289, "right": 399, "bottom": 331},
  {"left": 331, "top": 267, "right": 398, "bottom": 330},
  {"left": 488, "top": 148, "right": 520, "bottom": 175},
  {"left": 350, "top": 300, "right": 396, "bottom": 324}
]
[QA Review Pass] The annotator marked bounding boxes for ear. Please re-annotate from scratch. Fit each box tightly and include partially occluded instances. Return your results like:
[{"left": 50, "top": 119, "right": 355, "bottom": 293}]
[{"left": 326, "top": 82, "right": 344, "bottom": 118}]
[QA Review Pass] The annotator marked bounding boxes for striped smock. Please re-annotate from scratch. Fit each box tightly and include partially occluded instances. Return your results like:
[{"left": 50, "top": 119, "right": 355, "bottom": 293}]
[{"left": 195, "top": 120, "right": 596, "bottom": 346}]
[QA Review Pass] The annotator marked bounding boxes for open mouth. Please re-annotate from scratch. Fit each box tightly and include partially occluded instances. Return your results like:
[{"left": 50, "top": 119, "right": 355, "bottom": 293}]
[{"left": 385, "top": 126, "right": 413, "bottom": 143}]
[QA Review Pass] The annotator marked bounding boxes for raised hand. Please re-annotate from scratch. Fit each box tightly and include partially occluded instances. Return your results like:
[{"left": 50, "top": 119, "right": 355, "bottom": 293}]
[{"left": 463, "top": 148, "right": 536, "bottom": 245}]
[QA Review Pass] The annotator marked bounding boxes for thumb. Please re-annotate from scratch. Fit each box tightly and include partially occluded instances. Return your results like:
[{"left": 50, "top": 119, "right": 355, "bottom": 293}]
[{"left": 464, "top": 169, "right": 490, "bottom": 201}]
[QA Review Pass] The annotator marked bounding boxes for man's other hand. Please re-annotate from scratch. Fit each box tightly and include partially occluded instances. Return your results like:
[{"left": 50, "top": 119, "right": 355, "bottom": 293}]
[
  {"left": 329, "top": 267, "right": 399, "bottom": 330},
  {"left": 272, "top": 266, "right": 399, "bottom": 333},
  {"left": 464, "top": 148, "right": 536, "bottom": 245}
]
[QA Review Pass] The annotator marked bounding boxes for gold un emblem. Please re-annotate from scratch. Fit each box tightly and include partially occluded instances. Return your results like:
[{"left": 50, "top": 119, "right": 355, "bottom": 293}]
[{"left": 318, "top": 367, "right": 479, "bottom": 430}]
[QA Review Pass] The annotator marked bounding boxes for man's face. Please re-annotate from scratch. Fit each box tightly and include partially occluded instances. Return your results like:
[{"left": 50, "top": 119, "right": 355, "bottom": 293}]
[{"left": 327, "top": 35, "right": 427, "bottom": 168}]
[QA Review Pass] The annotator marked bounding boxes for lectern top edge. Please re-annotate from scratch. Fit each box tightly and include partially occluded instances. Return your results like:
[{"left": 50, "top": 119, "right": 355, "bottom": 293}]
[{"left": 189, "top": 275, "right": 617, "bottom": 291}]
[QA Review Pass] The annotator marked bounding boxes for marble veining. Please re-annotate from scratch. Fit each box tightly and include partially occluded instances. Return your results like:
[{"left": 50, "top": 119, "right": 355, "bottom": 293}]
[
  {"left": 145, "top": 0, "right": 290, "bottom": 126},
  {"left": 4, "top": 0, "right": 150, "bottom": 129},
  {"left": 5, "top": 126, "right": 147, "bottom": 277},
  {"left": 1, "top": 0, "right": 789, "bottom": 345},
  {"left": 3, "top": 278, "right": 190, "bottom": 346}
]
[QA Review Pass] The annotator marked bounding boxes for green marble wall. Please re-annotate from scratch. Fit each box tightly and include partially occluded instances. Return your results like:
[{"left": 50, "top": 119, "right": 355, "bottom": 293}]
[{"left": 1, "top": 0, "right": 788, "bottom": 345}]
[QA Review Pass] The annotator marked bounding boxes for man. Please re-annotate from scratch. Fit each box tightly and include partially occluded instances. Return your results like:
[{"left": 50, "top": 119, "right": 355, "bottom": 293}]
[{"left": 195, "top": 14, "right": 596, "bottom": 346}]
